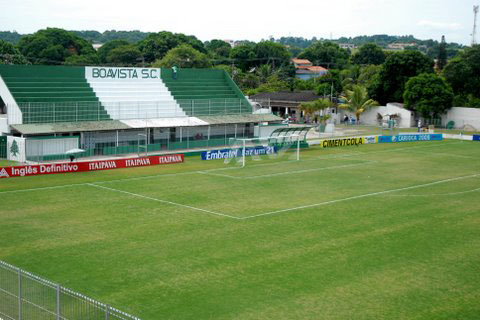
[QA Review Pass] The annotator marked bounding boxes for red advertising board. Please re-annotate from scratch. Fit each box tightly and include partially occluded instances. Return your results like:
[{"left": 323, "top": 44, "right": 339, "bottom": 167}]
[{"left": 0, "top": 154, "right": 184, "bottom": 179}]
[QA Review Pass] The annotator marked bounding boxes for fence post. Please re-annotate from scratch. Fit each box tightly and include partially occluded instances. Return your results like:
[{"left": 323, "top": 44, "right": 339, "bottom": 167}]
[
  {"left": 98, "top": 102, "right": 101, "bottom": 121},
  {"left": 53, "top": 103, "right": 56, "bottom": 122},
  {"left": 224, "top": 99, "right": 227, "bottom": 114},
  {"left": 18, "top": 268, "right": 22, "bottom": 320},
  {"left": 209, "top": 99, "right": 211, "bottom": 115},
  {"left": 106, "top": 304, "right": 110, "bottom": 320},
  {"left": 76, "top": 103, "right": 78, "bottom": 122},
  {"left": 56, "top": 284, "right": 61, "bottom": 320},
  {"left": 192, "top": 100, "right": 195, "bottom": 116}
]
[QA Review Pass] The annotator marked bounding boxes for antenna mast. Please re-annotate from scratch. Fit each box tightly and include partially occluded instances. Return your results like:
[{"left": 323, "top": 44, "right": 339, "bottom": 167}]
[{"left": 473, "top": 5, "right": 479, "bottom": 45}]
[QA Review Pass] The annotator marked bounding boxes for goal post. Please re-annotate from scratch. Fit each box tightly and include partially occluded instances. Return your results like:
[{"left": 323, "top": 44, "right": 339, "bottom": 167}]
[{"left": 226, "top": 134, "right": 301, "bottom": 167}]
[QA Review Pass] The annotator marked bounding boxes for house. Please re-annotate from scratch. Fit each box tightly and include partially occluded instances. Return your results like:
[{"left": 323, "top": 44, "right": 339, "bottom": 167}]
[
  {"left": 249, "top": 91, "right": 336, "bottom": 121},
  {"left": 291, "top": 58, "right": 328, "bottom": 80}
]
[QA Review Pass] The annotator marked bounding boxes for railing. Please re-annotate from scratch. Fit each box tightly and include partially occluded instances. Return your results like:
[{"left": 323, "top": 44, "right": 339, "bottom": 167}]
[
  {"left": 0, "top": 260, "right": 140, "bottom": 320},
  {"left": 7, "top": 98, "right": 253, "bottom": 124}
]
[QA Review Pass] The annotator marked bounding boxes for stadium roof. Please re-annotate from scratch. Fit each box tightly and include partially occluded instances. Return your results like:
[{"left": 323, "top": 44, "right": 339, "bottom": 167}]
[{"left": 10, "top": 114, "right": 282, "bottom": 135}]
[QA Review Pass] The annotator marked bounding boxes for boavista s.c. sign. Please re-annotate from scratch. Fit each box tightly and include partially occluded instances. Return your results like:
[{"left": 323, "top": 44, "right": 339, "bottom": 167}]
[{"left": 85, "top": 67, "right": 161, "bottom": 80}]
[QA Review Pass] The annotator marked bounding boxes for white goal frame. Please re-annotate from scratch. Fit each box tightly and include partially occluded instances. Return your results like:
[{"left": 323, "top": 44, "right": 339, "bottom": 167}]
[{"left": 229, "top": 134, "right": 301, "bottom": 167}]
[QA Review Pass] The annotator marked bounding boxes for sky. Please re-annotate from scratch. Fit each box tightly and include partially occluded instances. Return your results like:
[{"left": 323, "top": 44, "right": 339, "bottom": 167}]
[{"left": 0, "top": 0, "right": 477, "bottom": 45}]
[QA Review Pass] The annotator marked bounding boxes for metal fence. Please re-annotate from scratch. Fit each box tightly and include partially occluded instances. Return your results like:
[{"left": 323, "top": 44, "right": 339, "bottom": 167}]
[
  {"left": 7, "top": 98, "right": 252, "bottom": 125},
  {"left": 0, "top": 260, "right": 140, "bottom": 320}
]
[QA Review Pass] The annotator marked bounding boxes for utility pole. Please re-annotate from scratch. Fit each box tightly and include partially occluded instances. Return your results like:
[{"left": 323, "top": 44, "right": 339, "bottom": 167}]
[{"left": 473, "top": 5, "right": 479, "bottom": 46}]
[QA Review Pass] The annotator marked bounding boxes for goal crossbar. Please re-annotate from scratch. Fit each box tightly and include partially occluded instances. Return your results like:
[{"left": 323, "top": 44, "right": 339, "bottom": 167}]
[{"left": 229, "top": 134, "right": 301, "bottom": 167}]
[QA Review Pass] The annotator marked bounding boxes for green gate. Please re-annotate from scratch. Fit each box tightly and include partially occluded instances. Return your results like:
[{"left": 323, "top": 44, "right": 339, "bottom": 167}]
[{"left": 0, "top": 136, "right": 6, "bottom": 159}]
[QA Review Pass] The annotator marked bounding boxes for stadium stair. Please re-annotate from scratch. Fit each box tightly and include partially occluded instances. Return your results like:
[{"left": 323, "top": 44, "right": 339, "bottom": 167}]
[{"left": 161, "top": 68, "right": 252, "bottom": 116}]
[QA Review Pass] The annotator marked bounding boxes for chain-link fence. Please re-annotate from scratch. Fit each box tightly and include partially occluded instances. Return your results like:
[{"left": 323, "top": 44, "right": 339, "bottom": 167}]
[
  {"left": 0, "top": 260, "right": 140, "bottom": 320},
  {"left": 7, "top": 98, "right": 252, "bottom": 124}
]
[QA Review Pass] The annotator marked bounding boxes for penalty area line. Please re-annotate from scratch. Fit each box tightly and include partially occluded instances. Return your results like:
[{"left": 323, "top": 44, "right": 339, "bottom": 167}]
[
  {"left": 86, "top": 183, "right": 240, "bottom": 220},
  {"left": 240, "top": 172, "right": 480, "bottom": 220}
]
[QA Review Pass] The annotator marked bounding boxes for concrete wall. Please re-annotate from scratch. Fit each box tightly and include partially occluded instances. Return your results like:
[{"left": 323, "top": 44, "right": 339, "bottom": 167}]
[
  {"left": 356, "top": 103, "right": 414, "bottom": 128},
  {"left": 0, "top": 76, "right": 22, "bottom": 125},
  {"left": 442, "top": 107, "right": 480, "bottom": 130}
]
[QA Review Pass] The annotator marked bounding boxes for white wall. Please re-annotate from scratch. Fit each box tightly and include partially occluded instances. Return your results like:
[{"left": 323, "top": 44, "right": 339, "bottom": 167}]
[
  {"left": 442, "top": 107, "right": 480, "bottom": 130},
  {"left": 357, "top": 103, "right": 414, "bottom": 128},
  {"left": 0, "top": 76, "right": 22, "bottom": 125},
  {"left": 7, "top": 136, "right": 26, "bottom": 162},
  {"left": 0, "top": 115, "right": 8, "bottom": 134}
]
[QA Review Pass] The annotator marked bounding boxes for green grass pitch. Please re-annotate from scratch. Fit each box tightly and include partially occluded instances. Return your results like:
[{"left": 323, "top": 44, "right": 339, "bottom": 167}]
[{"left": 1, "top": 140, "right": 480, "bottom": 319}]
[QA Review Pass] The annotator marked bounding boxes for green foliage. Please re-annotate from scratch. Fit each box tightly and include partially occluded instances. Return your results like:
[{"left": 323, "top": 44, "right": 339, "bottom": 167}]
[
  {"left": 205, "top": 39, "right": 231, "bottom": 57},
  {"left": 300, "top": 98, "right": 333, "bottom": 122},
  {"left": 0, "top": 39, "right": 29, "bottom": 64},
  {"left": 106, "top": 45, "right": 142, "bottom": 66},
  {"left": 97, "top": 40, "right": 130, "bottom": 63},
  {"left": 369, "top": 50, "right": 434, "bottom": 104},
  {"left": 339, "top": 85, "right": 379, "bottom": 121},
  {"left": 443, "top": 45, "right": 480, "bottom": 100},
  {"left": 357, "top": 64, "right": 382, "bottom": 88},
  {"left": 72, "top": 30, "right": 150, "bottom": 43},
  {"left": 244, "top": 75, "right": 289, "bottom": 96},
  {"left": 17, "top": 28, "right": 96, "bottom": 64},
  {"left": 64, "top": 53, "right": 100, "bottom": 66},
  {"left": 152, "top": 44, "right": 211, "bottom": 68},
  {"left": 253, "top": 41, "right": 291, "bottom": 68},
  {"left": 403, "top": 73, "right": 453, "bottom": 117},
  {"left": 229, "top": 44, "right": 256, "bottom": 71},
  {"left": 0, "top": 31, "right": 23, "bottom": 44},
  {"left": 437, "top": 36, "right": 447, "bottom": 71},
  {"left": 137, "top": 31, "right": 205, "bottom": 63},
  {"left": 276, "top": 36, "right": 318, "bottom": 49},
  {"left": 351, "top": 43, "right": 386, "bottom": 65},
  {"left": 298, "top": 41, "right": 350, "bottom": 69}
]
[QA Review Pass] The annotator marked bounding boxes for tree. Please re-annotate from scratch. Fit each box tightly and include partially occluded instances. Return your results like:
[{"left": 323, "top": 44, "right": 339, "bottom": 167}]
[
  {"left": 229, "top": 44, "right": 256, "bottom": 71},
  {"left": 369, "top": 50, "right": 434, "bottom": 104},
  {"left": 351, "top": 43, "right": 386, "bottom": 65},
  {"left": 300, "top": 98, "right": 332, "bottom": 123},
  {"left": 17, "top": 28, "right": 96, "bottom": 64},
  {"left": 152, "top": 44, "right": 211, "bottom": 68},
  {"left": 64, "top": 53, "right": 100, "bottom": 66},
  {"left": 298, "top": 41, "right": 350, "bottom": 69},
  {"left": 437, "top": 36, "right": 447, "bottom": 71},
  {"left": 253, "top": 41, "right": 291, "bottom": 68},
  {"left": 106, "top": 45, "right": 142, "bottom": 66},
  {"left": 403, "top": 73, "right": 453, "bottom": 118},
  {"left": 0, "top": 39, "right": 29, "bottom": 64},
  {"left": 137, "top": 31, "right": 205, "bottom": 63},
  {"left": 205, "top": 39, "right": 231, "bottom": 57},
  {"left": 97, "top": 39, "right": 130, "bottom": 63},
  {"left": 339, "top": 85, "right": 379, "bottom": 122},
  {"left": 443, "top": 45, "right": 480, "bottom": 101}
]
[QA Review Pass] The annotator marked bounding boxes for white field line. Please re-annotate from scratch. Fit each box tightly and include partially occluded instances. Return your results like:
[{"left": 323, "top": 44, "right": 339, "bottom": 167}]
[
  {"left": 383, "top": 187, "right": 480, "bottom": 197},
  {"left": 240, "top": 173, "right": 480, "bottom": 220},
  {"left": 199, "top": 161, "right": 376, "bottom": 180},
  {"left": 0, "top": 141, "right": 467, "bottom": 195},
  {"left": 86, "top": 183, "right": 240, "bottom": 220},
  {"left": 315, "top": 141, "right": 465, "bottom": 160},
  {"left": 399, "top": 150, "right": 480, "bottom": 159}
]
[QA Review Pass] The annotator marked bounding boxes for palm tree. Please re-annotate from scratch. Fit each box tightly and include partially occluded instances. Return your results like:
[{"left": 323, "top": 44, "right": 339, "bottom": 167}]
[
  {"left": 299, "top": 98, "right": 332, "bottom": 123},
  {"left": 339, "top": 85, "right": 379, "bottom": 123}
]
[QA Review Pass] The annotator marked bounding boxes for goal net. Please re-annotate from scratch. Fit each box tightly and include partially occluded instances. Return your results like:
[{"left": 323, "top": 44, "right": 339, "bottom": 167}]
[{"left": 224, "top": 135, "right": 301, "bottom": 167}]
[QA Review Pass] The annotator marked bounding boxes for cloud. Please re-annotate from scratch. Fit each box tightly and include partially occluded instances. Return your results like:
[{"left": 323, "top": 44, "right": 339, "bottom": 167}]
[{"left": 417, "top": 20, "right": 463, "bottom": 31}]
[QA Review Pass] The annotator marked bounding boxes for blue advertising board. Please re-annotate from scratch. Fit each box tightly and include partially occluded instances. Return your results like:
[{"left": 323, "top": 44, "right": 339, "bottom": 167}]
[
  {"left": 473, "top": 135, "right": 480, "bottom": 141},
  {"left": 201, "top": 146, "right": 276, "bottom": 160},
  {"left": 379, "top": 134, "right": 443, "bottom": 143}
]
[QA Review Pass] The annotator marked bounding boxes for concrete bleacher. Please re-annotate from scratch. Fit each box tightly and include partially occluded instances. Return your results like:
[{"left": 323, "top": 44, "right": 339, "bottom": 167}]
[
  {"left": 0, "top": 65, "right": 109, "bottom": 123},
  {"left": 0, "top": 65, "right": 252, "bottom": 125},
  {"left": 162, "top": 68, "right": 252, "bottom": 116},
  {"left": 86, "top": 79, "right": 186, "bottom": 119}
]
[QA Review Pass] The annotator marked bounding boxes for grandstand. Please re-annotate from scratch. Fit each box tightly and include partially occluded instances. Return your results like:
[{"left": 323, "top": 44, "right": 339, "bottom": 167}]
[{"left": 0, "top": 65, "right": 281, "bottom": 162}]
